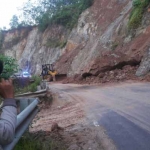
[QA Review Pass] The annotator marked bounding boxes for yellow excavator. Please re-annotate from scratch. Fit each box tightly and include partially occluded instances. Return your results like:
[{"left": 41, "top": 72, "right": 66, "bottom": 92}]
[{"left": 41, "top": 64, "right": 57, "bottom": 81}]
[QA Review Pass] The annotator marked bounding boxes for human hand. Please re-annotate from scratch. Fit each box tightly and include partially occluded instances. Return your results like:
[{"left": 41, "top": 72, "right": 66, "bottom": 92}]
[{"left": 0, "top": 78, "right": 14, "bottom": 99}]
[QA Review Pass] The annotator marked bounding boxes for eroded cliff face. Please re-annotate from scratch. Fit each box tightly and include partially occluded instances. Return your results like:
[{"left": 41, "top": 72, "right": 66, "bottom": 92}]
[
  {"left": 1, "top": 0, "right": 150, "bottom": 79},
  {"left": 55, "top": 0, "right": 133, "bottom": 76},
  {"left": 55, "top": 0, "right": 150, "bottom": 79},
  {"left": 1, "top": 25, "right": 69, "bottom": 74}
]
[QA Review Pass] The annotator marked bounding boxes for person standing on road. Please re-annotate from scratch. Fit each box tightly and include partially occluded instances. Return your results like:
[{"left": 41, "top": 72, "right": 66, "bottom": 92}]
[{"left": 0, "top": 60, "right": 17, "bottom": 146}]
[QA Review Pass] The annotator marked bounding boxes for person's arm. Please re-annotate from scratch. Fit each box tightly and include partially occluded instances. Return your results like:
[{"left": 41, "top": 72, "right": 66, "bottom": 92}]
[{"left": 0, "top": 79, "right": 17, "bottom": 145}]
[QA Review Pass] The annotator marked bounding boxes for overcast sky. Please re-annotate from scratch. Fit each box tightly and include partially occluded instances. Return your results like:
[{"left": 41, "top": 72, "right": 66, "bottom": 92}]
[{"left": 0, "top": 0, "right": 29, "bottom": 29}]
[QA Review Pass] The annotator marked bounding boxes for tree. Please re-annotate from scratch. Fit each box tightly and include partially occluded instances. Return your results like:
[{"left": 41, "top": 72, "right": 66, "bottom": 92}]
[
  {"left": 0, "top": 55, "right": 18, "bottom": 79},
  {"left": 18, "top": 0, "right": 93, "bottom": 31},
  {"left": 9, "top": 15, "right": 20, "bottom": 29}
]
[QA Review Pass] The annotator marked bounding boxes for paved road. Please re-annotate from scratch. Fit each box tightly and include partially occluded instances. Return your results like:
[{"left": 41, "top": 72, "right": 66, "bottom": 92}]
[{"left": 49, "top": 82, "right": 150, "bottom": 150}]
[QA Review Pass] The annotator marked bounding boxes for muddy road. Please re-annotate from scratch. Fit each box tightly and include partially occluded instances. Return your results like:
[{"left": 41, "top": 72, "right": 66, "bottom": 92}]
[{"left": 46, "top": 82, "right": 150, "bottom": 150}]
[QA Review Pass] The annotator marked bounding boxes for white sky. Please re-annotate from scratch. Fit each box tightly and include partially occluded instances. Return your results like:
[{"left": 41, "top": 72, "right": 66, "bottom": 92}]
[{"left": 0, "top": 0, "right": 29, "bottom": 29}]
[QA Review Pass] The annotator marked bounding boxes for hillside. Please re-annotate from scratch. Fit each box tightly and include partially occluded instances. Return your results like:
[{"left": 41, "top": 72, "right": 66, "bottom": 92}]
[{"left": 1, "top": 0, "right": 150, "bottom": 83}]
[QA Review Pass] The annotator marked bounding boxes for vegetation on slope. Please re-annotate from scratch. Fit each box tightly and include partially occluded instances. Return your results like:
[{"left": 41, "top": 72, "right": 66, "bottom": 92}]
[
  {"left": 0, "top": 55, "right": 18, "bottom": 79},
  {"left": 10, "top": 0, "right": 94, "bottom": 31},
  {"left": 14, "top": 132, "right": 66, "bottom": 150},
  {"left": 128, "top": 0, "right": 150, "bottom": 29}
]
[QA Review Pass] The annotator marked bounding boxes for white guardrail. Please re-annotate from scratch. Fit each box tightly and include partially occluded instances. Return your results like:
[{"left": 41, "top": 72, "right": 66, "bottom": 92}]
[{"left": 2, "top": 98, "right": 39, "bottom": 150}]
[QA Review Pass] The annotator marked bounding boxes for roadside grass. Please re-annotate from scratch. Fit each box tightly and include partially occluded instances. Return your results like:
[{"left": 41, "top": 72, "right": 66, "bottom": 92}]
[
  {"left": 14, "top": 132, "right": 67, "bottom": 150},
  {"left": 14, "top": 75, "right": 42, "bottom": 94}
]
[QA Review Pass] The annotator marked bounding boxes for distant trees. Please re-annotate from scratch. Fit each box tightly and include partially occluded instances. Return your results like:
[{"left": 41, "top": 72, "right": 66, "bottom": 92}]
[
  {"left": 9, "top": 15, "right": 30, "bottom": 29},
  {"left": 15, "top": 0, "right": 93, "bottom": 31},
  {"left": 9, "top": 15, "right": 20, "bottom": 29}
]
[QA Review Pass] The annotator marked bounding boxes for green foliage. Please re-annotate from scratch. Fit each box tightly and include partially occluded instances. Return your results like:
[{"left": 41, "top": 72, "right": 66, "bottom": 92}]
[
  {"left": 133, "top": 0, "right": 142, "bottom": 7},
  {"left": 15, "top": 75, "right": 42, "bottom": 94},
  {"left": 28, "top": 83, "right": 37, "bottom": 92},
  {"left": 50, "top": 5, "right": 79, "bottom": 29},
  {"left": 14, "top": 132, "right": 66, "bottom": 150},
  {"left": 60, "top": 40, "right": 67, "bottom": 48},
  {"left": 21, "top": 0, "right": 94, "bottom": 31},
  {"left": 0, "top": 55, "right": 18, "bottom": 79},
  {"left": 9, "top": 15, "right": 20, "bottom": 29},
  {"left": 45, "top": 38, "right": 67, "bottom": 48},
  {"left": 27, "top": 75, "right": 41, "bottom": 92},
  {"left": 9, "top": 14, "right": 31, "bottom": 30},
  {"left": 128, "top": 0, "right": 150, "bottom": 29},
  {"left": 31, "top": 75, "right": 41, "bottom": 85},
  {"left": 28, "top": 76, "right": 41, "bottom": 92},
  {"left": 111, "top": 41, "right": 119, "bottom": 51}
]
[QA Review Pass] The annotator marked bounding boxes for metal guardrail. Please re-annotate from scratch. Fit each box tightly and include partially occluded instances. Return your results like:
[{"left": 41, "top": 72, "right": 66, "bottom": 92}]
[
  {"left": 2, "top": 98, "right": 39, "bottom": 150},
  {"left": 16, "top": 89, "right": 47, "bottom": 98}
]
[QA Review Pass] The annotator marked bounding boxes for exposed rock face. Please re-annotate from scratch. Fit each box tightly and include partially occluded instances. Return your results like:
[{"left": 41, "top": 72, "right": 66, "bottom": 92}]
[
  {"left": 56, "top": 0, "right": 133, "bottom": 76},
  {"left": 1, "top": 0, "right": 150, "bottom": 78},
  {"left": 2, "top": 26, "right": 69, "bottom": 74},
  {"left": 136, "top": 48, "right": 150, "bottom": 76}
]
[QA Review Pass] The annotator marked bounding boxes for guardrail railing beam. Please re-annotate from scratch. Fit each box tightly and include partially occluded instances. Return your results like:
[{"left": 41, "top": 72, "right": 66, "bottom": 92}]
[{"left": 2, "top": 98, "right": 39, "bottom": 150}]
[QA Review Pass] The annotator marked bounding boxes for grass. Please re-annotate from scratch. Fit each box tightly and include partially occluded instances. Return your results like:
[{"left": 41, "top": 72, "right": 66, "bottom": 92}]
[{"left": 14, "top": 132, "right": 67, "bottom": 150}]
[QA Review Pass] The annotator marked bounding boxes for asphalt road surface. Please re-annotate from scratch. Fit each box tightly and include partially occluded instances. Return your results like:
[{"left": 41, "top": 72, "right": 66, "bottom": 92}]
[{"left": 49, "top": 82, "right": 150, "bottom": 150}]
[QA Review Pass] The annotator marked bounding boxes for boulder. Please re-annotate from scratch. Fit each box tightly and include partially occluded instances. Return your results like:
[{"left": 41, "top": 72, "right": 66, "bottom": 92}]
[{"left": 136, "top": 47, "right": 150, "bottom": 76}]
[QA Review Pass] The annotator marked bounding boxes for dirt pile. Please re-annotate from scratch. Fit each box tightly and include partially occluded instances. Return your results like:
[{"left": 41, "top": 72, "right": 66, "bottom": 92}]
[
  {"left": 30, "top": 90, "right": 85, "bottom": 132},
  {"left": 62, "top": 65, "right": 139, "bottom": 84},
  {"left": 61, "top": 50, "right": 150, "bottom": 84},
  {"left": 62, "top": 64, "right": 150, "bottom": 84}
]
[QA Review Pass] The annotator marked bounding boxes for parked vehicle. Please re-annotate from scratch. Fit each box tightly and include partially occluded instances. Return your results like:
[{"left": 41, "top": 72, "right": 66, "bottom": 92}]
[{"left": 22, "top": 71, "right": 31, "bottom": 78}]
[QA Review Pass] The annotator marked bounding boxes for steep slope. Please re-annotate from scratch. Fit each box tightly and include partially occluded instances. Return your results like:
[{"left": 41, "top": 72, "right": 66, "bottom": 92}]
[
  {"left": 1, "top": 25, "right": 69, "bottom": 74},
  {"left": 1, "top": 0, "right": 150, "bottom": 81},
  {"left": 55, "top": 0, "right": 133, "bottom": 76},
  {"left": 55, "top": 0, "right": 150, "bottom": 81}
]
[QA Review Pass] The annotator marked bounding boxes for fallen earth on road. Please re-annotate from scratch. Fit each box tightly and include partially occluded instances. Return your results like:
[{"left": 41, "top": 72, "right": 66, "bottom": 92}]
[{"left": 31, "top": 81, "right": 150, "bottom": 150}]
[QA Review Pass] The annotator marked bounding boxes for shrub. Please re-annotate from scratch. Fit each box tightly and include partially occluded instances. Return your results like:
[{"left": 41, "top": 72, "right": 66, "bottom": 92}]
[
  {"left": 28, "top": 83, "right": 37, "bottom": 92},
  {"left": 28, "top": 75, "right": 42, "bottom": 92},
  {"left": 15, "top": 75, "right": 42, "bottom": 94},
  {"left": 0, "top": 55, "right": 18, "bottom": 79},
  {"left": 31, "top": 75, "right": 41, "bottom": 85},
  {"left": 128, "top": 0, "right": 150, "bottom": 29},
  {"left": 45, "top": 38, "right": 67, "bottom": 48}
]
